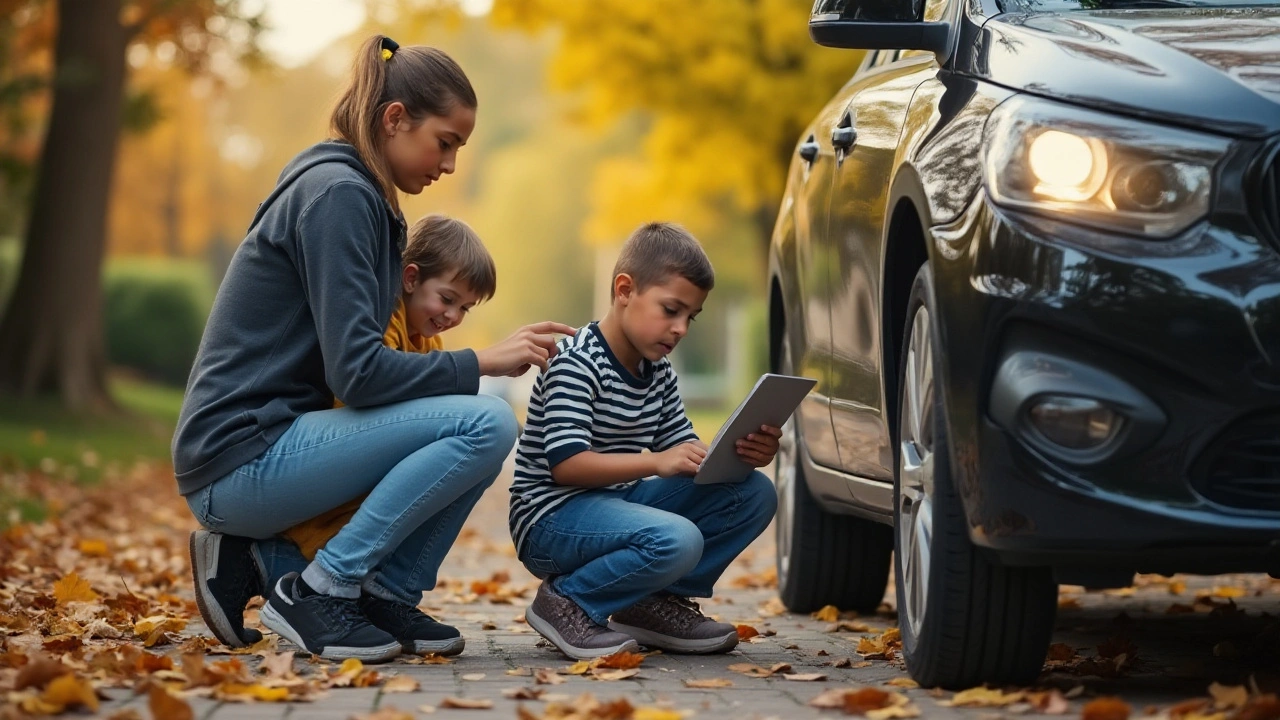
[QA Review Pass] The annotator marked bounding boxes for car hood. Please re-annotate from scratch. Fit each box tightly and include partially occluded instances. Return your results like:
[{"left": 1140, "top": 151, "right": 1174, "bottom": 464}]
[{"left": 976, "top": 7, "right": 1280, "bottom": 137}]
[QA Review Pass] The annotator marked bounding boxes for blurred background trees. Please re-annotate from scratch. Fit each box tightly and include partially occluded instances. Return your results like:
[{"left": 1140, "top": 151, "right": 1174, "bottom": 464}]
[{"left": 0, "top": 0, "right": 862, "bottom": 413}]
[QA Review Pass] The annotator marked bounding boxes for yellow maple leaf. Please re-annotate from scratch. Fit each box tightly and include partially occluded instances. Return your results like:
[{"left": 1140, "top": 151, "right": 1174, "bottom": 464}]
[
  {"left": 217, "top": 683, "right": 291, "bottom": 702},
  {"left": 812, "top": 605, "right": 840, "bottom": 622},
  {"left": 53, "top": 572, "right": 99, "bottom": 606},
  {"left": 945, "top": 687, "right": 1027, "bottom": 707},
  {"left": 77, "top": 539, "right": 109, "bottom": 557},
  {"left": 338, "top": 658, "right": 364, "bottom": 677}
]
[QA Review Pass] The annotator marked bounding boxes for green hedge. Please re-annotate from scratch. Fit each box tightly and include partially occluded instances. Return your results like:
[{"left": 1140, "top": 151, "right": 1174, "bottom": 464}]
[{"left": 104, "top": 259, "right": 215, "bottom": 386}]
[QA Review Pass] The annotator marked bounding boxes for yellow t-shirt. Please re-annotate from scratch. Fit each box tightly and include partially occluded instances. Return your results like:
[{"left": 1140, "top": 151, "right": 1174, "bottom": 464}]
[{"left": 285, "top": 297, "right": 445, "bottom": 559}]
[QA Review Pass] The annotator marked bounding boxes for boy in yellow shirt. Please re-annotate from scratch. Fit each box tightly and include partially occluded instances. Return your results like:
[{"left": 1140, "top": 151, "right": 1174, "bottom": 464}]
[{"left": 283, "top": 214, "right": 496, "bottom": 561}]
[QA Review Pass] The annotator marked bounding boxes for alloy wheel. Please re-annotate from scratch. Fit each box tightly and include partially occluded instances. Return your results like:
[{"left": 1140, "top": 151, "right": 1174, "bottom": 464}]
[{"left": 898, "top": 306, "right": 936, "bottom": 639}]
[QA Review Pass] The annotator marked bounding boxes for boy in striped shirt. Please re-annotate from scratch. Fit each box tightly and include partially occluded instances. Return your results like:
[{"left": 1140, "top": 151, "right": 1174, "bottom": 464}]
[{"left": 509, "top": 222, "right": 782, "bottom": 660}]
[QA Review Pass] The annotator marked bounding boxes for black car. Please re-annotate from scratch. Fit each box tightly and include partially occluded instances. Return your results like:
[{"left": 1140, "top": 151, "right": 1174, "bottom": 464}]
[{"left": 768, "top": 0, "right": 1280, "bottom": 689}]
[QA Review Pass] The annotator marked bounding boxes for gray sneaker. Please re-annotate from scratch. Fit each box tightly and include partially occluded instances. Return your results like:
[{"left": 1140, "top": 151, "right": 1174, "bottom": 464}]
[
  {"left": 525, "top": 581, "right": 639, "bottom": 660},
  {"left": 608, "top": 592, "right": 739, "bottom": 654}
]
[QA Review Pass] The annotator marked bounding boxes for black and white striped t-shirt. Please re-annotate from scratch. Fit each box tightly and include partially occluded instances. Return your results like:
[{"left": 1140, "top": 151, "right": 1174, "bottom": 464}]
[{"left": 508, "top": 322, "right": 698, "bottom": 556}]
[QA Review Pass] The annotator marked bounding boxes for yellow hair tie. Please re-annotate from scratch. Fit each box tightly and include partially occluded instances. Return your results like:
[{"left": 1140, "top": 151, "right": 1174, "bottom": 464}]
[{"left": 381, "top": 47, "right": 393, "bottom": 62}]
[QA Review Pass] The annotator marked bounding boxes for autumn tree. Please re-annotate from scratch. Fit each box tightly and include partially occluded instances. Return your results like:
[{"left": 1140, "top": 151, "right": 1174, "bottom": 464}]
[
  {"left": 487, "top": 0, "right": 863, "bottom": 246},
  {"left": 0, "top": 0, "right": 261, "bottom": 409}
]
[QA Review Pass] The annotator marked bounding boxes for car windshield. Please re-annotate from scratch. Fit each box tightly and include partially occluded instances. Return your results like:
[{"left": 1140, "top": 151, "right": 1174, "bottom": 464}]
[{"left": 998, "top": 0, "right": 1280, "bottom": 11}]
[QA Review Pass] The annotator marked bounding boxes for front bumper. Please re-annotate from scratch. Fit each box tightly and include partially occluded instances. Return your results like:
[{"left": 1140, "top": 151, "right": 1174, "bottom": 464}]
[{"left": 932, "top": 194, "right": 1280, "bottom": 576}]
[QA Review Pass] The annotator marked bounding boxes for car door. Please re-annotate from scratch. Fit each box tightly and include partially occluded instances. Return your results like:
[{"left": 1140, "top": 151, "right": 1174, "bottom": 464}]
[
  {"left": 788, "top": 56, "right": 878, "bottom": 471},
  {"left": 823, "top": 51, "right": 939, "bottom": 479}
]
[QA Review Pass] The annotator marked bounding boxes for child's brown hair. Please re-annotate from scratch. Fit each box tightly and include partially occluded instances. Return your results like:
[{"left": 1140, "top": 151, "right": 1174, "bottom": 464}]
[
  {"left": 405, "top": 214, "right": 496, "bottom": 300},
  {"left": 611, "top": 222, "right": 714, "bottom": 300}
]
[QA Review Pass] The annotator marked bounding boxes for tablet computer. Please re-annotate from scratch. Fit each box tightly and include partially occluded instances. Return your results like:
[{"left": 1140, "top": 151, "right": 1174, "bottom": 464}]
[{"left": 693, "top": 373, "right": 817, "bottom": 485}]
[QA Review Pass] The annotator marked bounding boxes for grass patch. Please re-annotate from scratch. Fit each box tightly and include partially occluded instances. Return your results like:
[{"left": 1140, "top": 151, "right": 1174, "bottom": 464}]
[
  {"left": 687, "top": 405, "right": 732, "bottom": 444},
  {"left": 0, "top": 375, "right": 181, "bottom": 484}
]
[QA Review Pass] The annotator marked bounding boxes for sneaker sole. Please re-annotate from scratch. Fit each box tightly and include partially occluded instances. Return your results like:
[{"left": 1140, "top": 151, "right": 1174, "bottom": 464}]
[
  {"left": 405, "top": 637, "right": 465, "bottom": 656},
  {"left": 259, "top": 601, "right": 402, "bottom": 663},
  {"left": 189, "top": 531, "right": 256, "bottom": 649},
  {"left": 606, "top": 621, "right": 739, "bottom": 654},
  {"left": 526, "top": 605, "right": 639, "bottom": 660}
]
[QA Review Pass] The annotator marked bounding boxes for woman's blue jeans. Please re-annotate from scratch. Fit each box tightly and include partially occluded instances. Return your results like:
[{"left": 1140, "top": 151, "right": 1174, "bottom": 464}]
[
  {"left": 517, "top": 471, "right": 777, "bottom": 625},
  {"left": 184, "top": 394, "right": 518, "bottom": 606}
]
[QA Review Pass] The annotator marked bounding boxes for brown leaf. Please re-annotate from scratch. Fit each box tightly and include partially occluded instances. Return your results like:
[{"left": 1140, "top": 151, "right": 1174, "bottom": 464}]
[
  {"left": 353, "top": 709, "right": 417, "bottom": 720},
  {"left": 40, "top": 673, "right": 99, "bottom": 714},
  {"left": 592, "top": 669, "right": 640, "bottom": 681},
  {"left": 684, "top": 678, "right": 733, "bottom": 688},
  {"left": 15, "top": 656, "right": 68, "bottom": 690},
  {"left": 383, "top": 675, "right": 419, "bottom": 693},
  {"left": 595, "top": 650, "right": 645, "bottom": 669},
  {"left": 440, "top": 697, "right": 495, "bottom": 709},
  {"left": 257, "top": 650, "right": 295, "bottom": 680},
  {"left": 1047, "top": 643, "right": 1077, "bottom": 661},
  {"left": 1168, "top": 699, "right": 1211, "bottom": 718},
  {"left": 78, "top": 539, "right": 109, "bottom": 557},
  {"left": 503, "top": 686, "right": 544, "bottom": 699},
  {"left": 148, "top": 685, "right": 194, "bottom": 720},
  {"left": 1209, "top": 683, "right": 1249, "bottom": 710},
  {"left": 535, "top": 668, "right": 566, "bottom": 685},
  {"left": 53, "top": 572, "right": 99, "bottom": 606},
  {"left": 1082, "top": 697, "right": 1132, "bottom": 720},
  {"left": 736, "top": 624, "right": 760, "bottom": 641},
  {"left": 845, "top": 688, "right": 895, "bottom": 713},
  {"left": 1028, "top": 690, "right": 1071, "bottom": 715}
]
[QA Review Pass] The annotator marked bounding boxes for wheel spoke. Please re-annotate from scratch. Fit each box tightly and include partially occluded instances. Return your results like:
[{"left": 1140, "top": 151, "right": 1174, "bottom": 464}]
[{"left": 899, "top": 304, "right": 935, "bottom": 639}]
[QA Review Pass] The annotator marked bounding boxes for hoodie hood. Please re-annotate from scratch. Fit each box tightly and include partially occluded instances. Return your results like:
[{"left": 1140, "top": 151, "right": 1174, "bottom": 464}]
[{"left": 250, "top": 141, "right": 395, "bottom": 228}]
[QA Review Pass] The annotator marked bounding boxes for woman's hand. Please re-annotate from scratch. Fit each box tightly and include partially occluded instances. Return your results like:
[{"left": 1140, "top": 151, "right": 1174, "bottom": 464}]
[
  {"left": 654, "top": 442, "right": 706, "bottom": 477},
  {"left": 475, "top": 322, "right": 577, "bottom": 376},
  {"left": 736, "top": 425, "right": 782, "bottom": 468}
]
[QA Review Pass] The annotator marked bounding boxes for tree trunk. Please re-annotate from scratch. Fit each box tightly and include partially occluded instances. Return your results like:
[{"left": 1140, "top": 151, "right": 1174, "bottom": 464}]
[{"left": 0, "top": 0, "right": 128, "bottom": 410}]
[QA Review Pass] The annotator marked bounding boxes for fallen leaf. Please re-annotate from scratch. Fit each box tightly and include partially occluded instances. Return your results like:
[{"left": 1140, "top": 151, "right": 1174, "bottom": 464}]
[
  {"left": 813, "top": 605, "right": 841, "bottom": 622},
  {"left": 1236, "top": 695, "right": 1280, "bottom": 720},
  {"left": 1047, "top": 643, "right": 1077, "bottom": 661},
  {"left": 1029, "top": 690, "right": 1071, "bottom": 715},
  {"left": 565, "top": 660, "right": 592, "bottom": 675},
  {"left": 53, "top": 573, "right": 99, "bottom": 606},
  {"left": 148, "top": 685, "right": 194, "bottom": 720},
  {"left": 685, "top": 678, "right": 734, "bottom": 688},
  {"left": 217, "top": 683, "right": 292, "bottom": 702},
  {"left": 535, "top": 668, "right": 567, "bottom": 685},
  {"left": 39, "top": 673, "right": 99, "bottom": 713},
  {"left": 461, "top": 673, "right": 486, "bottom": 681},
  {"left": 1209, "top": 683, "right": 1249, "bottom": 710},
  {"left": 634, "top": 709, "right": 684, "bottom": 720},
  {"left": 736, "top": 624, "right": 760, "bottom": 641},
  {"left": 595, "top": 651, "right": 645, "bottom": 670},
  {"left": 593, "top": 669, "right": 640, "bottom": 681},
  {"left": 1082, "top": 697, "right": 1132, "bottom": 720},
  {"left": 786, "top": 673, "right": 828, "bottom": 682},
  {"left": 78, "top": 539, "right": 109, "bottom": 557},
  {"left": 440, "top": 697, "right": 495, "bottom": 709},
  {"left": 886, "top": 678, "right": 919, "bottom": 688},
  {"left": 503, "top": 686, "right": 544, "bottom": 699},
  {"left": 134, "top": 615, "right": 187, "bottom": 647},
  {"left": 845, "top": 688, "right": 895, "bottom": 713},
  {"left": 943, "top": 687, "right": 1026, "bottom": 707},
  {"left": 15, "top": 656, "right": 69, "bottom": 690},
  {"left": 383, "top": 675, "right": 420, "bottom": 693}
]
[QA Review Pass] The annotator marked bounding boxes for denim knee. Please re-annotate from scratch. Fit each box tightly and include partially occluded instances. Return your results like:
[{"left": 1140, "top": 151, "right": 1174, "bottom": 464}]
[
  {"left": 740, "top": 470, "right": 779, "bottom": 524},
  {"left": 641, "top": 516, "right": 704, "bottom": 581},
  {"left": 470, "top": 394, "right": 519, "bottom": 458}
]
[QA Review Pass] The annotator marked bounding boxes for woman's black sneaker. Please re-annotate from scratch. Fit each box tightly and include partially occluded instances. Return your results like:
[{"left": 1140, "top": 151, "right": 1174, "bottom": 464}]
[
  {"left": 358, "top": 595, "right": 465, "bottom": 656},
  {"left": 259, "top": 573, "right": 401, "bottom": 662},
  {"left": 189, "top": 531, "right": 264, "bottom": 648}
]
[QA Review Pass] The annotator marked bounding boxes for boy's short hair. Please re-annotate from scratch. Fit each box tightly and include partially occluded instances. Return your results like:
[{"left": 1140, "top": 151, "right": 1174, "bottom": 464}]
[
  {"left": 404, "top": 214, "right": 496, "bottom": 301},
  {"left": 611, "top": 222, "right": 714, "bottom": 299}
]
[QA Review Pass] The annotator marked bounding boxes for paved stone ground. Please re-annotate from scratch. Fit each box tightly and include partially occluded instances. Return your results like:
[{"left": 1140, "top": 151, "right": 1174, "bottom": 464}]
[{"left": 101, "top": 464, "right": 1280, "bottom": 719}]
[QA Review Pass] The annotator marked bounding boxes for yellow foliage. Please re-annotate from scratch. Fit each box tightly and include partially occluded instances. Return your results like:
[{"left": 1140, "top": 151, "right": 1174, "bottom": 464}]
[
  {"left": 491, "top": 0, "right": 863, "bottom": 243},
  {"left": 52, "top": 572, "right": 98, "bottom": 605}
]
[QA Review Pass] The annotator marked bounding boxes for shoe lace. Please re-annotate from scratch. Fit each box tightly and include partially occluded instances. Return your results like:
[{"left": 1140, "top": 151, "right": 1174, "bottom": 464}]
[
  {"left": 317, "top": 593, "right": 369, "bottom": 628},
  {"left": 648, "top": 593, "right": 706, "bottom": 630},
  {"left": 365, "top": 596, "right": 434, "bottom": 625}
]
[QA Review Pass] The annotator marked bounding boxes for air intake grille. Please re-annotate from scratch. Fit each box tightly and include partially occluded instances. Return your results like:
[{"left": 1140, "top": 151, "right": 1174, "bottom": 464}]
[
  {"left": 1193, "top": 413, "right": 1280, "bottom": 512},
  {"left": 1252, "top": 141, "right": 1280, "bottom": 254}
]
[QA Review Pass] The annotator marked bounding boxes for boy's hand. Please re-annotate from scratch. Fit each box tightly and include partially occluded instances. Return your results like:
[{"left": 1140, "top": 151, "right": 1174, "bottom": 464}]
[
  {"left": 476, "top": 321, "right": 576, "bottom": 376},
  {"left": 736, "top": 425, "right": 782, "bottom": 468},
  {"left": 655, "top": 442, "right": 706, "bottom": 477}
]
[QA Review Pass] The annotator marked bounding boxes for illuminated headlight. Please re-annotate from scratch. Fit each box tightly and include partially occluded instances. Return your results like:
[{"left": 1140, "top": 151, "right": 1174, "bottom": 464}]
[{"left": 983, "top": 96, "right": 1230, "bottom": 238}]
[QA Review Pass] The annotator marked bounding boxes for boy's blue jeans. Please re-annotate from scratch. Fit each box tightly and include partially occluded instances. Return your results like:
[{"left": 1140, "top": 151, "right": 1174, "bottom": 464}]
[
  {"left": 184, "top": 394, "right": 518, "bottom": 606},
  {"left": 517, "top": 471, "right": 777, "bottom": 625}
]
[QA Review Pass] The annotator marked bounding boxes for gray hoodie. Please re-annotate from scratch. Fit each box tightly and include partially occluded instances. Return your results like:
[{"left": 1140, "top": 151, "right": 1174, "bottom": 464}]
[{"left": 172, "top": 141, "right": 480, "bottom": 496}]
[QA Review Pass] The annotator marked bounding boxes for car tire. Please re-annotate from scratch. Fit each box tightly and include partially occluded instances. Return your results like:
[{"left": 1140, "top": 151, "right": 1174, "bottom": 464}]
[
  {"left": 894, "top": 264, "right": 1057, "bottom": 689},
  {"left": 774, "top": 337, "right": 893, "bottom": 614}
]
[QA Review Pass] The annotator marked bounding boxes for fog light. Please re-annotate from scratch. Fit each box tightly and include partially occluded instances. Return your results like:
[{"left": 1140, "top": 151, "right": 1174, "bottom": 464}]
[{"left": 1026, "top": 396, "right": 1121, "bottom": 451}]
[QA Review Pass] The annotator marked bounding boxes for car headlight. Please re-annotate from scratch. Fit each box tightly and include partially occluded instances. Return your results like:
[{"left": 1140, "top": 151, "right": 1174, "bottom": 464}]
[{"left": 983, "top": 95, "right": 1230, "bottom": 238}]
